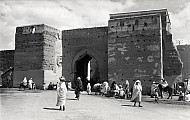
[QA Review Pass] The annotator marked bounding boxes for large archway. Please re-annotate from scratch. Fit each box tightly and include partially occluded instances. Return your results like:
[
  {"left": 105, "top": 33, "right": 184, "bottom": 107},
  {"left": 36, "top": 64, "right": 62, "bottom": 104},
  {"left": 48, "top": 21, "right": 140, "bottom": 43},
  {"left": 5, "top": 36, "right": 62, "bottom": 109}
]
[{"left": 72, "top": 49, "right": 100, "bottom": 90}]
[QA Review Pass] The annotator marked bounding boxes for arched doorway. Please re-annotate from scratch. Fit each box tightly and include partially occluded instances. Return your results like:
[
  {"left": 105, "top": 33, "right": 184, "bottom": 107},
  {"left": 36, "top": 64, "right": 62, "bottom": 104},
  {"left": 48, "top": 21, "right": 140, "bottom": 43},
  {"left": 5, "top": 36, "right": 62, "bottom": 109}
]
[{"left": 72, "top": 50, "right": 100, "bottom": 90}]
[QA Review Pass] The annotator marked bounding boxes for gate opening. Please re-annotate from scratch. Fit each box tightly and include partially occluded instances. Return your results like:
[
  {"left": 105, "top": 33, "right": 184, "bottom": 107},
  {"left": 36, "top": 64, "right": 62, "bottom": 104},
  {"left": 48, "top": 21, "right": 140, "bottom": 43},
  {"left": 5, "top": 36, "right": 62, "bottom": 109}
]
[{"left": 75, "top": 54, "right": 99, "bottom": 90}]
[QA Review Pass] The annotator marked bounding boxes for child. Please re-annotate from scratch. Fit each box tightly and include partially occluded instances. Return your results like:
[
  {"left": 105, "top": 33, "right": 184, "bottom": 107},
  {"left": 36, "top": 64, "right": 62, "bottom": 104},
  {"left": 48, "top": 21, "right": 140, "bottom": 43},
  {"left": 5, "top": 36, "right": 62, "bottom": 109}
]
[{"left": 118, "top": 85, "right": 125, "bottom": 99}]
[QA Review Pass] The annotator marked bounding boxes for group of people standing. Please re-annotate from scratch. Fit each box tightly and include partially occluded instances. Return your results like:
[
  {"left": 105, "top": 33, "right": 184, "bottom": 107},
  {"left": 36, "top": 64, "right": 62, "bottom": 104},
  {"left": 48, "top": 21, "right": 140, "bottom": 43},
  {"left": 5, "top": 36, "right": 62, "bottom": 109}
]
[
  {"left": 21, "top": 77, "right": 35, "bottom": 90},
  {"left": 56, "top": 76, "right": 143, "bottom": 111}
]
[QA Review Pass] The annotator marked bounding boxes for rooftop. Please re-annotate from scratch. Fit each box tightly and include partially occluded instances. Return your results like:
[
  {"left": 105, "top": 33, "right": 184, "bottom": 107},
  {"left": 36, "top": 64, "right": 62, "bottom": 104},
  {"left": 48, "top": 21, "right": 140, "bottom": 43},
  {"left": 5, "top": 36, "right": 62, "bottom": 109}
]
[{"left": 110, "top": 9, "right": 168, "bottom": 19}]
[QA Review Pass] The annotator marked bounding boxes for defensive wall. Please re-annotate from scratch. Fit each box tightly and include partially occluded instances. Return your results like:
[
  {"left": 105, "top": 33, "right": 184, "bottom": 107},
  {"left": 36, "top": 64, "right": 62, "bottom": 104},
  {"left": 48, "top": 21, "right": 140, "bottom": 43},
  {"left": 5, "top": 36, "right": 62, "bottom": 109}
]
[
  {"left": 13, "top": 24, "right": 62, "bottom": 89},
  {"left": 0, "top": 9, "right": 184, "bottom": 94},
  {"left": 177, "top": 45, "right": 190, "bottom": 80}
]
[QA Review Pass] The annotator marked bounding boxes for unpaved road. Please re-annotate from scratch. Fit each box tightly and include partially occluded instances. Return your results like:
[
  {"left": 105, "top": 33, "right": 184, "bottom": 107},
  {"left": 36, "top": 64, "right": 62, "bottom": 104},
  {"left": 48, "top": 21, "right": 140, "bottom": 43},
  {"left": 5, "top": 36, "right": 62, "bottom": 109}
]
[{"left": 1, "top": 88, "right": 190, "bottom": 120}]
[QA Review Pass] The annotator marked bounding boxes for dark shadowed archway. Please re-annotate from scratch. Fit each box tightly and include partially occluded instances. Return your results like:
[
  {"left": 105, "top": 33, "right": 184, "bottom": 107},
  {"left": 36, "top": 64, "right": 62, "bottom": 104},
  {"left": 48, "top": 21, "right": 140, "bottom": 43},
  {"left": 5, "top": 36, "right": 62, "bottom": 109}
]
[{"left": 72, "top": 49, "right": 100, "bottom": 90}]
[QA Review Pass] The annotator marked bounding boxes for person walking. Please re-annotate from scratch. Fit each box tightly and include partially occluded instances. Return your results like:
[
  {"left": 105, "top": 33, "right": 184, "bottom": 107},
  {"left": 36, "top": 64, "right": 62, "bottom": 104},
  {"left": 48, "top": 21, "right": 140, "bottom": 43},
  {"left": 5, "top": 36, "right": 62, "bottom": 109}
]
[
  {"left": 131, "top": 80, "right": 143, "bottom": 107},
  {"left": 124, "top": 80, "right": 130, "bottom": 99},
  {"left": 56, "top": 76, "right": 67, "bottom": 111},
  {"left": 75, "top": 77, "right": 83, "bottom": 100}
]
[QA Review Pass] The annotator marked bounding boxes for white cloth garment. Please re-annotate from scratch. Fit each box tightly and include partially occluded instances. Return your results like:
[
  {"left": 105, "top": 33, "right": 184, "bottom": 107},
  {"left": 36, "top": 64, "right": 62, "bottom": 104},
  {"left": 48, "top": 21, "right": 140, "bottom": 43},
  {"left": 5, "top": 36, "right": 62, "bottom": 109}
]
[
  {"left": 56, "top": 81, "right": 67, "bottom": 106},
  {"left": 131, "top": 80, "right": 142, "bottom": 102}
]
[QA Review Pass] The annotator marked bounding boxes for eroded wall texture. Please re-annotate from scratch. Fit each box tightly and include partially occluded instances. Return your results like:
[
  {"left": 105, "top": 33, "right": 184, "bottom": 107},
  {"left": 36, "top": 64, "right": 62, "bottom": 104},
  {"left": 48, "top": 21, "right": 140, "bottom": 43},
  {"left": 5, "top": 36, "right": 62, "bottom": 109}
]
[
  {"left": 0, "top": 50, "right": 15, "bottom": 72},
  {"left": 163, "top": 34, "right": 183, "bottom": 85},
  {"left": 177, "top": 45, "right": 190, "bottom": 80},
  {"left": 6, "top": 9, "right": 182, "bottom": 93},
  {"left": 13, "top": 24, "right": 62, "bottom": 89},
  {"left": 0, "top": 50, "right": 14, "bottom": 86},
  {"left": 62, "top": 27, "right": 108, "bottom": 87},
  {"left": 108, "top": 9, "right": 181, "bottom": 94}
]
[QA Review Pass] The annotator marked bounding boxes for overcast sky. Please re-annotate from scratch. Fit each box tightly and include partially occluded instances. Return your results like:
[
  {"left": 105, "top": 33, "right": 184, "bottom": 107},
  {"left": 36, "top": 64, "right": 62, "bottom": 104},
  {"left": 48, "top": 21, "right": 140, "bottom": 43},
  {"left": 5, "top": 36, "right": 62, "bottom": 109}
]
[{"left": 0, "top": 0, "right": 189, "bottom": 50}]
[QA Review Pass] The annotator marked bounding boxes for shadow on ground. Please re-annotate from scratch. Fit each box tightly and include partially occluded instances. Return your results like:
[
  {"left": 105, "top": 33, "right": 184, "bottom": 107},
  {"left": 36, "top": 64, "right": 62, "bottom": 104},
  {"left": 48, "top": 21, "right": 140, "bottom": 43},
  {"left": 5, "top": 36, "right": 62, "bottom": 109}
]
[
  {"left": 66, "top": 98, "right": 77, "bottom": 100},
  {"left": 43, "top": 107, "right": 60, "bottom": 111},
  {"left": 121, "top": 104, "right": 134, "bottom": 107}
]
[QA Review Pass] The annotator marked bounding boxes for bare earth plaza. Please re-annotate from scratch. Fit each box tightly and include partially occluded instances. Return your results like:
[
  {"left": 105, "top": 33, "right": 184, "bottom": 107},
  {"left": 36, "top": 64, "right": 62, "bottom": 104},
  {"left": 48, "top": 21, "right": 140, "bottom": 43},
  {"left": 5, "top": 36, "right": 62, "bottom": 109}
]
[{"left": 0, "top": 1, "right": 190, "bottom": 120}]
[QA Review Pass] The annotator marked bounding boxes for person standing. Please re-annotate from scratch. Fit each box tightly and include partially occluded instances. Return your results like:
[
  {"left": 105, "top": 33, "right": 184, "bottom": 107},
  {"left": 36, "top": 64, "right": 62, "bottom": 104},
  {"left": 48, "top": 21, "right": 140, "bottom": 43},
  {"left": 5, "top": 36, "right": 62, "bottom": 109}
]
[
  {"left": 118, "top": 85, "right": 125, "bottom": 99},
  {"left": 131, "top": 80, "right": 142, "bottom": 107},
  {"left": 75, "top": 77, "right": 83, "bottom": 100},
  {"left": 22, "top": 77, "right": 27, "bottom": 90},
  {"left": 124, "top": 80, "right": 130, "bottom": 99},
  {"left": 86, "top": 82, "right": 91, "bottom": 95},
  {"left": 28, "top": 78, "right": 33, "bottom": 90},
  {"left": 56, "top": 76, "right": 67, "bottom": 111}
]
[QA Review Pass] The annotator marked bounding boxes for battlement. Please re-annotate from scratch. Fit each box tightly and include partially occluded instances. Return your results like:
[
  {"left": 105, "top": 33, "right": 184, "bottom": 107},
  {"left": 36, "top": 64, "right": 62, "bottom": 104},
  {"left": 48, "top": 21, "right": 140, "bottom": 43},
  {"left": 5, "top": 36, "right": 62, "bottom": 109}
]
[
  {"left": 16, "top": 24, "right": 60, "bottom": 35},
  {"left": 110, "top": 9, "right": 168, "bottom": 19}
]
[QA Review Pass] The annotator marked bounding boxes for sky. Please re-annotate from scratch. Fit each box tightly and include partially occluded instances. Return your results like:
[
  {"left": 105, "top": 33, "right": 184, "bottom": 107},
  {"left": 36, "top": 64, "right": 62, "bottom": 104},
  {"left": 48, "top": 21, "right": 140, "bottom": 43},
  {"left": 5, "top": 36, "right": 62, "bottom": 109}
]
[{"left": 0, "top": 0, "right": 190, "bottom": 50}]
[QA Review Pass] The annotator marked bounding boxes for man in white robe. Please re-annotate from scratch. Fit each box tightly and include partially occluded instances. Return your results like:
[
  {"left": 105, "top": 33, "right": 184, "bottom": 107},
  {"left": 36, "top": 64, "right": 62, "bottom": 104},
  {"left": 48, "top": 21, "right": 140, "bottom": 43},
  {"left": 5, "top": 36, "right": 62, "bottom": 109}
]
[
  {"left": 131, "top": 80, "right": 142, "bottom": 107},
  {"left": 56, "top": 76, "right": 67, "bottom": 111}
]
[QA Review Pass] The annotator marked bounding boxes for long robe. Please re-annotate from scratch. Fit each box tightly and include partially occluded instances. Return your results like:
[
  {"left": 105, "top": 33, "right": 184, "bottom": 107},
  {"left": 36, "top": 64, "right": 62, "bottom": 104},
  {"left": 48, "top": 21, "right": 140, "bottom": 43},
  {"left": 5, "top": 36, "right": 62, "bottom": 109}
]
[
  {"left": 75, "top": 79, "right": 83, "bottom": 98},
  {"left": 131, "top": 80, "right": 142, "bottom": 102},
  {"left": 101, "top": 81, "right": 109, "bottom": 94},
  {"left": 56, "top": 82, "right": 67, "bottom": 106},
  {"left": 87, "top": 83, "right": 91, "bottom": 94},
  {"left": 22, "top": 77, "right": 27, "bottom": 86},
  {"left": 28, "top": 79, "right": 33, "bottom": 89}
]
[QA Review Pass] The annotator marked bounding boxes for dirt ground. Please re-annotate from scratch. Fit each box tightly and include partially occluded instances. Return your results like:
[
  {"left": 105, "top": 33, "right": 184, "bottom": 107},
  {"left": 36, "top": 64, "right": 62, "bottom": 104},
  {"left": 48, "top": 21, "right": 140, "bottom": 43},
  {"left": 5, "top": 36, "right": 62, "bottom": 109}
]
[{"left": 1, "top": 88, "right": 190, "bottom": 120}]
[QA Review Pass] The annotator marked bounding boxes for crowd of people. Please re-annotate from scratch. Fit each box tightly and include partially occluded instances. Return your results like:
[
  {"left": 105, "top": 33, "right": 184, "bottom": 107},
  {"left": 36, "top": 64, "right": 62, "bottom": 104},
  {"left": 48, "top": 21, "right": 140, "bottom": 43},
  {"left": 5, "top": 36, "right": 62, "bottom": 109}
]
[
  {"left": 55, "top": 76, "right": 145, "bottom": 111},
  {"left": 18, "top": 75, "right": 189, "bottom": 112}
]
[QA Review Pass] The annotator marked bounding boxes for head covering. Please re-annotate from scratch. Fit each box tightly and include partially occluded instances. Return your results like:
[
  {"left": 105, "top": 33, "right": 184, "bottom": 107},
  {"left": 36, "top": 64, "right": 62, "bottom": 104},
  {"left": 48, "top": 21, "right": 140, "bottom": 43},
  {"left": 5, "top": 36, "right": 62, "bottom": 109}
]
[
  {"left": 126, "top": 80, "right": 129, "bottom": 85},
  {"left": 59, "top": 76, "right": 66, "bottom": 82},
  {"left": 133, "top": 80, "right": 141, "bottom": 88},
  {"left": 77, "top": 77, "right": 81, "bottom": 80},
  {"left": 136, "top": 80, "right": 140, "bottom": 83}
]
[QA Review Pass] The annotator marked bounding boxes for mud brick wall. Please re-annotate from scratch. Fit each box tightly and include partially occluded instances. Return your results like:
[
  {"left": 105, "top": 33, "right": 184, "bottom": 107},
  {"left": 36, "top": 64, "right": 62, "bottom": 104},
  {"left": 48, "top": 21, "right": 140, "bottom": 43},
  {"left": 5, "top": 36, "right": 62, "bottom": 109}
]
[
  {"left": 108, "top": 12, "right": 165, "bottom": 94},
  {"left": 163, "top": 34, "right": 182, "bottom": 85},
  {"left": 0, "top": 50, "right": 14, "bottom": 86},
  {"left": 13, "top": 24, "right": 61, "bottom": 88},
  {"left": 0, "top": 50, "right": 15, "bottom": 72},
  {"left": 62, "top": 27, "right": 108, "bottom": 84},
  {"left": 177, "top": 45, "right": 190, "bottom": 80}
]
